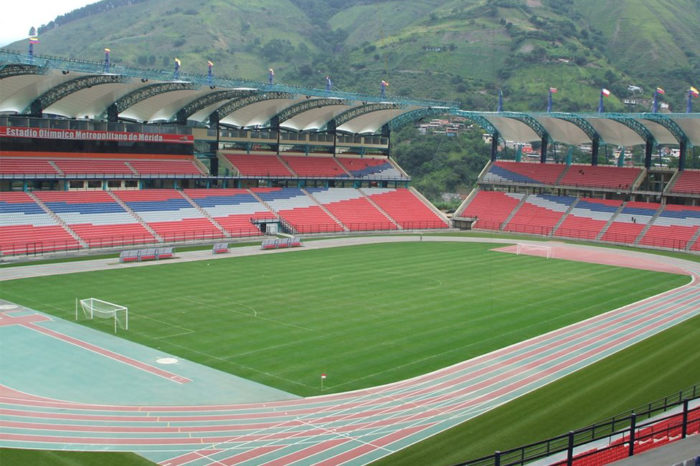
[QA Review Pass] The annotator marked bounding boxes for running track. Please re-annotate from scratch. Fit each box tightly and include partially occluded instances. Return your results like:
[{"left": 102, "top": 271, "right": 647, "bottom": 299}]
[{"left": 1, "top": 238, "right": 699, "bottom": 465}]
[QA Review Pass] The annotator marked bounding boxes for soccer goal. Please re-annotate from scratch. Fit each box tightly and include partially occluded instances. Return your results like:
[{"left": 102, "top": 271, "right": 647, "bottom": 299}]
[
  {"left": 76, "top": 298, "right": 128, "bottom": 333},
  {"left": 515, "top": 243, "right": 554, "bottom": 259}
]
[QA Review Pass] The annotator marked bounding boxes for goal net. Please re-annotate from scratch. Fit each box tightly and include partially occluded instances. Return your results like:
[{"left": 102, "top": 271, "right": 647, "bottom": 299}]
[
  {"left": 76, "top": 298, "right": 128, "bottom": 333},
  {"left": 515, "top": 243, "right": 553, "bottom": 259}
]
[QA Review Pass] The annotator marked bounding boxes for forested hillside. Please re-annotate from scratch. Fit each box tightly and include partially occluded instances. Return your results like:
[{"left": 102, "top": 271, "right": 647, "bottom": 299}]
[
  {"left": 4, "top": 0, "right": 698, "bottom": 204},
  {"left": 5, "top": 0, "right": 698, "bottom": 112}
]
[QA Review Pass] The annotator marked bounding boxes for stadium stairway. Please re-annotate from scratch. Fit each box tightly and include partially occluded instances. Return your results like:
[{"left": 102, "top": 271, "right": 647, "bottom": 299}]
[
  {"left": 251, "top": 188, "right": 344, "bottom": 234},
  {"left": 27, "top": 192, "right": 87, "bottom": 248},
  {"left": 638, "top": 204, "right": 700, "bottom": 251},
  {"left": 179, "top": 191, "right": 230, "bottom": 238},
  {"left": 0, "top": 192, "right": 82, "bottom": 255},
  {"left": 361, "top": 187, "right": 449, "bottom": 230},
  {"left": 107, "top": 191, "right": 162, "bottom": 242},
  {"left": 633, "top": 204, "right": 665, "bottom": 246},
  {"left": 357, "top": 188, "right": 403, "bottom": 229},
  {"left": 670, "top": 169, "right": 700, "bottom": 195},
  {"left": 33, "top": 191, "right": 156, "bottom": 249},
  {"left": 594, "top": 202, "right": 627, "bottom": 241},
  {"left": 282, "top": 155, "right": 350, "bottom": 178},
  {"left": 554, "top": 198, "right": 622, "bottom": 241},
  {"left": 301, "top": 188, "right": 350, "bottom": 232},
  {"left": 503, "top": 194, "right": 574, "bottom": 236},
  {"left": 307, "top": 188, "right": 398, "bottom": 232},
  {"left": 112, "top": 190, "right": 223, "bottom": 242},
  {"left": 549, "top": 197, "right": 579, "bottom": 236},
  {"left": 601, "top": 201, "right": 661, "bottom": 245},
  {"left": 499, "top": 195, "right": 529, "bottom": 231},
  {"left": 459, "top": 190, "right": 524, "bottom": 231},
  {"left": 184, "top": 189, "right": 273, "bottom": 238}
]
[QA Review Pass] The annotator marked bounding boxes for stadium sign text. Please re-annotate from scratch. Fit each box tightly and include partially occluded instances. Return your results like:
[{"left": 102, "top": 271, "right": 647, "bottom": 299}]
[{"left": 0, "top": 126, "right": 193, "bottom": 144}]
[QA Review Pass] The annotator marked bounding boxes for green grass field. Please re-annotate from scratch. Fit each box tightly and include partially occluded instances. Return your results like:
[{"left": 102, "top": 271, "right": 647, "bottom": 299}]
[
  {"left": 1, "top": 242, "right": 689, "bottom": 398},
  {"left": 1, "top": 240, "right": 697, "bottom": 465}
]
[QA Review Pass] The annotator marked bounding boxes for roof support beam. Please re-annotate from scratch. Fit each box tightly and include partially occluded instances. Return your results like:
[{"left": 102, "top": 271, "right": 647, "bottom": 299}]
[
  {"left": 498, "top": 111, "right": 550, "bottom": 140},
  {"left": 0, "top": 63, "right": 44, "bottom": 79},
  {"left": 606, "top": 114, "right": 656, "bottom": 145},
  {"left": 452, "top": 110, "right": 498, "bottom": 136},
  {"left": 549, "top": 113, "right": 601, "bottom": 142}
]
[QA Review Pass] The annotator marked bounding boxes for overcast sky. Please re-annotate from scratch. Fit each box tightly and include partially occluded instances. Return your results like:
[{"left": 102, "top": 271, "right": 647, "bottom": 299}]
[{"left": 1, "top": 0, "right": 97, "bottom": 47}]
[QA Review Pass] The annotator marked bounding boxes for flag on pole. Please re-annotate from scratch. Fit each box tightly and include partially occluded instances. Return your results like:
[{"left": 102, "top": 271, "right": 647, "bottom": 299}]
[
  {"left": 321, "top": 373, "right": 327, "bottom": 380},
  {"left": 598, "top": 88, "right": 610, "bottom": 113},
  {"left": 688, "top": 86, "right": 699, "bottom": 113},
  {"left": 29, "top": 37, "right": 39, "bottom": 44},
  {"left": 547, "top": 88, "right": 556, "bottom": 112},
  {"left": 656, "top": 87, "right": 665, "bottom": 95},
  {"left": 103, "top": 48, "right": 111, "bottom": 72}
]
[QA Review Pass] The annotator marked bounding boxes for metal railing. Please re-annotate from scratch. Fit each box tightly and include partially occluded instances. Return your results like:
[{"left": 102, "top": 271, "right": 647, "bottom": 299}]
[
  {"left": 461, "top": 385, "right": 699, "bottom": 466},
  {"left": 470, "top": 221, "right": 696, "bottom": 252}
]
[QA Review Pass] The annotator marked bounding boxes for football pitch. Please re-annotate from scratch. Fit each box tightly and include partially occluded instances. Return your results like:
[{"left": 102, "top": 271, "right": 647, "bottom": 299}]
[{"left": 1, "top": 241, "right": 690, "bottom": 399}]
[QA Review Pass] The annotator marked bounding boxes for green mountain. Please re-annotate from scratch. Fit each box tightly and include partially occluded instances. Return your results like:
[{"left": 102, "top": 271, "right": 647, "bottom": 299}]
[{"left": 4, "top": 0, "right": 699, "bottom": 111}]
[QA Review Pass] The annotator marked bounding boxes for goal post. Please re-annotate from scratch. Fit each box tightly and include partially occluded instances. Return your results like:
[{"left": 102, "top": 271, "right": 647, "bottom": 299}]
[
  {"left": 515, "top": 243, "right": 553, "bottom": 259},
  {"left": 76, "top": 297, "right": 128, "bottom": 333}
]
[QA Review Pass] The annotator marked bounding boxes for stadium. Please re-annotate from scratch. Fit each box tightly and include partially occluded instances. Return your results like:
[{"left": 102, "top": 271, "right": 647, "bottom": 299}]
[{"left": 0, "top": 49, "right": 699, "bottom": 465}]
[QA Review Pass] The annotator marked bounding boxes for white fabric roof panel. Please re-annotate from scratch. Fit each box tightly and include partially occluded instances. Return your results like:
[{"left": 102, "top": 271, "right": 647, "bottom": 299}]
[
  {"left": 585, "top": 118, "right": 645, "bottom": 147},
  {"left": 0, "top": 70, "right": 77, "bottom": 114},
  {"left": 219, "top": 97, "right": 305, "bottom": 128},
  {"left": 671, "top": 116, "right": 700, "bottom": 145},
  {"left": 336, "top": 106, "right": 420, "bottom": 134},
  {"left": 186, "top": 89, "right": 257, "bottom": 125},
  {"left": 119, "top": 88, "right": 200, "bottom": 123},
  {"left": 635, "top": 118, "right": 678, "bottom": 146},
  {"left": 534, "top": 116, "right": 591, "bottom": 146},
  {"left": 280, "top": 103, "right": 355, "bottom": 132},
  {"left": 484, "top": 115, "right": 540, "bottom": 143},
  {"left": 43, "top": 82, "right": 137, "bottom": 119}
]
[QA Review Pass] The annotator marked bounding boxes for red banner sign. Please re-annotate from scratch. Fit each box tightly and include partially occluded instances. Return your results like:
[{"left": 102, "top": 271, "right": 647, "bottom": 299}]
[{"left": 0, "top": 126, "right": 194, "bottom": 144}]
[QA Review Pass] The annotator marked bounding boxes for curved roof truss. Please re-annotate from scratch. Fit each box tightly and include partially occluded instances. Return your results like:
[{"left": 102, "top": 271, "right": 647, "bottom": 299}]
[
  {"left": 104, "top": 82, "right": 196, "bottom": 121},
  {"left": 269, "top": 98, "right": 348, "bottom": 129},
  {"left": 28, "top": 74, "right": 127, "bottom": 115},
  {"left": 640, "top": 114, "right": 688, "bottom": 145},
  {"left": 209, "top": 92, "right": 293, "bottom": 125},
  {"left": 176, "top": 89, "right": 255, "bottom": 125},
  {"left": 604, "top": 114, "right": 655, "bottom": 144},
  {"left": 0, "top": 63, "right": 45, "bottom": 79}
]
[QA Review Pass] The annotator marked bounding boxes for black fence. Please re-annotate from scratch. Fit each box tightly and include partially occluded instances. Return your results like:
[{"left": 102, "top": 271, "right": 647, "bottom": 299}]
[
  {"left": 461, "top": 384, "right": 700, "bottom": 466},
  {"left": 1, "top": 221, "right": 449, "bottom": 257}
]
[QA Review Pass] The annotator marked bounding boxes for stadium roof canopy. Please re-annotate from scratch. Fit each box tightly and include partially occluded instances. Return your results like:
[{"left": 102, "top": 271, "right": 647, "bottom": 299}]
[{"left": 1, "top": 50, "right": 698, "bottom": 150}]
